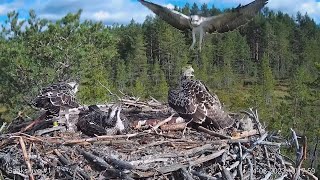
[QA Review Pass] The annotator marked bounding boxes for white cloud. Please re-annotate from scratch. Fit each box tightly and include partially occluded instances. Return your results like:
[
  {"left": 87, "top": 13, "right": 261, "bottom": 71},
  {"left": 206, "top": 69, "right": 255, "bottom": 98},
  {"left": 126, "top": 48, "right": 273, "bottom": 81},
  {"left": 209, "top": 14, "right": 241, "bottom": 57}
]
[
  {"left": 0, "top": 1, "right": 24, "bottom": 16},
  {"left": 0, "top": 5, "right": 6, "bottom": 15},
  {"left": 0, "top": 0, "right": 319, "bottom": 25},
  {"left": 166, "top": 3, "right": 175, "bottom": 9},
  {"left": 268, "top": 0, "right": 320, "bottom": 22},
  {"left": 93, "top": 11, "right": 111, "bottom": 21},
  {"left": 216, "top": 0, "right": 320, "bottom": 22},
  {"left": 10, "top": 0, "right": 150, "bottom": 25}
]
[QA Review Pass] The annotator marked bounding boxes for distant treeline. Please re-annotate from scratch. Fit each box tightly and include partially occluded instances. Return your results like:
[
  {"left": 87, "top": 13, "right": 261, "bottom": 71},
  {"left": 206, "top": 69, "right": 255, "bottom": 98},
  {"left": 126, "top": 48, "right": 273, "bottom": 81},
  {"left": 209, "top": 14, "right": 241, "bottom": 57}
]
[{"left": 0, "top": 4, "right": 319, "bottom": 173}]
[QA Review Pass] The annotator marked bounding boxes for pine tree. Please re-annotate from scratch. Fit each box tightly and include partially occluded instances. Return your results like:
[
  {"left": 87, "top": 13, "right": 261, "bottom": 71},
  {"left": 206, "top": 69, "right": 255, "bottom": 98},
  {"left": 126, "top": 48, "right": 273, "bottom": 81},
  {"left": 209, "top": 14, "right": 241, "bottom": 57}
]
[
  {"left": 190, "top": 3, "right": 199, "bottom": 15},
  {"left": 181, "top": 3, "right": 191, "bottom": 15},
  {"left": 200, "top": 4, "right": 210, "bottom": 16},
  {"left": 149, "top": 61, "right": 168, "bottom": 100},
  {"left": 260, "top": 53, "right": 275, "bottom": 105}
]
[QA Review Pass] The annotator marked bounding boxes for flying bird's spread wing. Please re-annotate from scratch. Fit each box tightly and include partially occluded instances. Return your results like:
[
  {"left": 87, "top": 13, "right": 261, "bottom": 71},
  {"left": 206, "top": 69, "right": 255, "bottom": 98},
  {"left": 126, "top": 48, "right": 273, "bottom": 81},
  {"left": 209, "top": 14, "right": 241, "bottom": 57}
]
[
  {"left": 169, "top": 79, "right": 234, "bottom": 129},
  {"left": 202, "top": 0, "right": 268, "bottom": 33},
  {"left": 138, "top": 0, "right": 190, "bottom": 31}
]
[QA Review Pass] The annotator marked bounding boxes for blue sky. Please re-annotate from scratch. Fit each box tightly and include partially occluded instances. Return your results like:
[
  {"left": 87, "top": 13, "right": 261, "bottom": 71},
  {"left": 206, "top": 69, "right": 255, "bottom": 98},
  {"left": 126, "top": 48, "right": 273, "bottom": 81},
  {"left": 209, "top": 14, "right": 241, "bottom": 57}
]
[{"left": 0, "top": 0, "right": 320, "bottom": 26}]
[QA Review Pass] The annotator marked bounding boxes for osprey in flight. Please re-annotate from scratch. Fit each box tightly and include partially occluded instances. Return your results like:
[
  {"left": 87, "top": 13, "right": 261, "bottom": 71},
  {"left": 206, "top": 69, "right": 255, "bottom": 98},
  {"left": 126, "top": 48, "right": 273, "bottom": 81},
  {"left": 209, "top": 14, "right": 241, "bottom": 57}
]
[
  {"left": 33, "top": 82, "right": 79, "bottom": 130},
  {"left": 139, "top": 0, "right": 268, "bottom": 51},
  {"left": 168, "top": 66, "right": 234, "bottom": 130}
]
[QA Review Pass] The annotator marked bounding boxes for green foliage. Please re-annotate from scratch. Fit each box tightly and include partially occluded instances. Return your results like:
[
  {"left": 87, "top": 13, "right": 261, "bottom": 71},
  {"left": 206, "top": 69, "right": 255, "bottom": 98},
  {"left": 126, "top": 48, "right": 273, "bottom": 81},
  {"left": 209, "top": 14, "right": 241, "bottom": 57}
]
[
  {"left": 260, "top": 53, "right": 275, "bottom": 105},
  {"left": 0, "top": 5, "right": 320, "bottom": 170}
]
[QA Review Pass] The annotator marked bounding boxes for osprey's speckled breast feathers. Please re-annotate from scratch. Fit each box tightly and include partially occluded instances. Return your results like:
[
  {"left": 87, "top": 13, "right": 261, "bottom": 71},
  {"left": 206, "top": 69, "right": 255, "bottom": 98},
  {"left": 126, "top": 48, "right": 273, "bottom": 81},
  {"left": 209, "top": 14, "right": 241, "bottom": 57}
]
[
  {"left": 33, "top": 82, "right": 79, "bottom": 114},
  {"left": 168, "top": 66, "right": 234, "bottom": 129}
]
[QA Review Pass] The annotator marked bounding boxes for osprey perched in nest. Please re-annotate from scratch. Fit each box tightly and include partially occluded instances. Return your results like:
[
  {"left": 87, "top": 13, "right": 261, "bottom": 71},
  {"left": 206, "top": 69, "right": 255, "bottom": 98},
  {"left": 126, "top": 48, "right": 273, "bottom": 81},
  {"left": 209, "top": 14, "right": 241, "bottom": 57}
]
[
  {"left": 168, "top": 66, "right": 234, "bottom": 130},
  {"left": 33, "top": 82, "right": 79, "bottom": 130},
  {"left": 139, "top": 0, "right": 268, "bottom": 51},
  {"left": 76, "top": 104, "right": 129, "bottom": 136}
]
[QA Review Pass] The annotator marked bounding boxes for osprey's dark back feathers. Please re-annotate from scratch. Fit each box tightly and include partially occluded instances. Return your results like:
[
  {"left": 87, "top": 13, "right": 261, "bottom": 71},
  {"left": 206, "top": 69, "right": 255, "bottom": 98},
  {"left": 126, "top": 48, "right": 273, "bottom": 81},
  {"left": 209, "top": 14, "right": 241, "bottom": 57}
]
[
  {"left": 168, "top": 66, "right": 234, "bottom": 130},
  {"left": 76, "top": 105, "right": 109, "bottom": 136},
  {"left": 33, "top": 82, "right": 79, "bottom": 115},
  {"left": 77, "top": 104, "right": 130, "bottom": 137}
]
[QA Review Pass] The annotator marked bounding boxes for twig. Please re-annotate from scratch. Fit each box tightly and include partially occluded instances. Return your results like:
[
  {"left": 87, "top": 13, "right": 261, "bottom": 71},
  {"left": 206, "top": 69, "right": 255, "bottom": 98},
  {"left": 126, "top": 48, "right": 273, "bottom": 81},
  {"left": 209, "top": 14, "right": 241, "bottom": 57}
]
[
  {"left": 196, "top": 126, "right": 232, "bottom": 139},
  {"left": 300, "top": 168, "right": 318, "bottom": 180},
  {"left": 78, "top": 148, "right": 110, "bottom": 169},
  {"left": 98, "top": 80, "right": 121, "bottom": 100},
  {"left": 191, "top": 170, "right": 217, "bottom": 180},
  {"left": 64, "top": 133, "right": 144, "bottom": 145},
  {"left": 234, "top": 130, "right": 261, "bottom": 139},
  {"left": 54, "top": 149, "right": 70, "bottom": 165},
  {"left": 275, "top": 174, "right": 287, "bottom": 180},
  {"left": 310, "top": 137, "right": 318, "bottom": 169},
  {"left": 246, "top": 157, "right": 254, "bottom": 180},
  {"left": 149, "top": 114, "right": 174, "bottom": 132},
  {"left": 18, "top": 137, "right": 35, "bottom": 180},
  {"left": 261, "top": 172, "right": 272, "bottom": 180},
  {"left": 131, "top": 158, "right": 170, "bottom": 167},
  {"left": 0, "top": 122, "right": 7, "bottom": 133},
  {"left": 228, "top": 161, "right": 240, "bottom": 171},
  {"left": 35, "top": 126, "right": 66, "bottom": 136},
  {"left": 291, "top": 128, "right": 307, "bottom": 180},
  {"left": 105, "top": 156, "right": 134, "bottom": 170},
  {"left": 242, "top": 108, "right": 264, "bottom": 135},
  {"left": 189, "top": 148, "right": 226, "bottom": 166},
  {"left": 238, "top": 142, "right": 243, "bottom": 180},
  {"left": 264, "top": 146, "right": 271, "bottom": 169},
  {"left": 242, "top": 132, "right": 268, "bottom": 160},
  {"left": 179, "top": 167, "right": 194, "bottom": 180},
  {"left": 160, "top": 123, "right": 186, "bottom": 131},
  {"left": 221, "top": 166, "right": 234, "bottom": 180},
  {"left": 157, "top": 149, "right": 226, "bottom": 174}
]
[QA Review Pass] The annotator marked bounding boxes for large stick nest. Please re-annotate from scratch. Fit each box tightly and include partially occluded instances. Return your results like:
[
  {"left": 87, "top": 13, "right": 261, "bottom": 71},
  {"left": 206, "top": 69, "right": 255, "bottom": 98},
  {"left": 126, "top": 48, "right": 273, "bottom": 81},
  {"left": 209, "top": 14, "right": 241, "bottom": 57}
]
[{"left": 0, "top": 98, "right": 317, "bottom": 180}]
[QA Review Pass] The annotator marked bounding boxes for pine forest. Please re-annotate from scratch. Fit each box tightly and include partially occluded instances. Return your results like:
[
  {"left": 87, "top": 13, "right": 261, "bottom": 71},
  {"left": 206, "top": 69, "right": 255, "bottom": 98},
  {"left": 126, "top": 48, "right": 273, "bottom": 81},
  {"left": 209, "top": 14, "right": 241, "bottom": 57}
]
[{"left": 0, "top": 3, "right": 319, "bottom": 176}]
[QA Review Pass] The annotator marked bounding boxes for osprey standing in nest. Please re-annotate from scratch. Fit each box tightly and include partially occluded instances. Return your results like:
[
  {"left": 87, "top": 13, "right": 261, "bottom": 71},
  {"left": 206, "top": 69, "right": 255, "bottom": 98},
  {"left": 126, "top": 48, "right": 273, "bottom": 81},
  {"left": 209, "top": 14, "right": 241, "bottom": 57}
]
[
  {"left": 139, "top": 0, "right": 268, "bottom": 51},
  {"left": 168, "top": 66, "right": 234, "bottom": 130},
  {"left": 33, "top": 82, "right": 79, "bottom": 130}
]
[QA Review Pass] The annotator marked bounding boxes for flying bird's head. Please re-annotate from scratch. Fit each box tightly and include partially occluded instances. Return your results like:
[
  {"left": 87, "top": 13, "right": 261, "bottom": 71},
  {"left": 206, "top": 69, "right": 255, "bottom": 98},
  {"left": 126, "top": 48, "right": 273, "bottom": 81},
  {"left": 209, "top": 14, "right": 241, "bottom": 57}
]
[
  {"left": 182, "top": 65, "right": 194, "bottom": 79},
  {"left": 190, "top": 15, "right": 202, "bottom": 27},
  {"left": 67, "top": 82, "right": 79, "bottom": 94}
]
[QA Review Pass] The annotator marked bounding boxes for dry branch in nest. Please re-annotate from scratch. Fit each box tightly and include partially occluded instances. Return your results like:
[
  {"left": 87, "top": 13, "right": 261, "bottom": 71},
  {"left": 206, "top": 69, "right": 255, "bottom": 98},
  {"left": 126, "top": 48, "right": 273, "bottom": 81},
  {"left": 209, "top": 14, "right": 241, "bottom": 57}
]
[{"left": 0, "top": 98, "right": 317, "bottom": 180}]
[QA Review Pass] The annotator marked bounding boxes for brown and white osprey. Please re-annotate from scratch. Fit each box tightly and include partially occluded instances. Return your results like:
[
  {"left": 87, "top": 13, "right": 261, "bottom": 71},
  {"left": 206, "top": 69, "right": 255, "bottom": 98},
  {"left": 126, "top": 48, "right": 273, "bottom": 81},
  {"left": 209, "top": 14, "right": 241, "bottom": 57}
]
[
  {"left": 168, "top": 66, "right": 234, "bottom": 130},
  {"left": 33, "top": 82, "right": 79, "bottom": 130},
  {"left": 76, "top": 104, "right": 129, "bottom": 136},
  {"left": 139, "top": 0, "right": 268, "bottom": 51}
]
